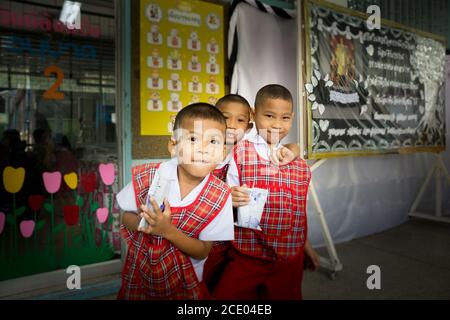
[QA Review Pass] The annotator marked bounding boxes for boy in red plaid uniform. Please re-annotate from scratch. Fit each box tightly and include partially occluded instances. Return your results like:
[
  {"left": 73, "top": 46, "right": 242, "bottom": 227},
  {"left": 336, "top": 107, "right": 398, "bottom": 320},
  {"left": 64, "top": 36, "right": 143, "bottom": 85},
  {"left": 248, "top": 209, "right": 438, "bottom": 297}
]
[
  {"left": 213, "top": 85, "right": 319, "bottom": 300},
  {"left": 205, "top": 94, "right": 305, "bottom": 293},
  {"left": 116, "top": 103, "right": 234, "bottom": 300}
]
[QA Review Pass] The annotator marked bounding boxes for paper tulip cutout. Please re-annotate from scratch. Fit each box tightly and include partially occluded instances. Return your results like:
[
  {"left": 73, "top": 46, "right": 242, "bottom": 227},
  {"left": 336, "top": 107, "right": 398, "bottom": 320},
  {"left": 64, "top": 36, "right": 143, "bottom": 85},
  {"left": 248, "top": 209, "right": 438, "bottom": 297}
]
[
  {"left": 99, "top": 163, "right": 115, "bottom": 186},
  {"left": 64, "top": 172, "right": 78, "bottom": 190},
  {"left": 96, "top": 208, "right": 109, "bottom": 224},
  {"left": 63, "top": 205, "right": 80, "bottom": 226},
  {"left": 0, "top": 212, "right": 5, "bottom": 235},
  {"left": 3, "top": 166, "right": 25, "bottom": 194},
  {"left": 20, "top": 220, "right": 35, "bottom": 238},
  {"left": 43, "top": 172, "right": 62, "bottom": 194},
  {"left": 28, "top": 195, "right": 45, "bottom": 212},
  {"left": 80, "top": 172, "right": 97, "bottom": 193}
]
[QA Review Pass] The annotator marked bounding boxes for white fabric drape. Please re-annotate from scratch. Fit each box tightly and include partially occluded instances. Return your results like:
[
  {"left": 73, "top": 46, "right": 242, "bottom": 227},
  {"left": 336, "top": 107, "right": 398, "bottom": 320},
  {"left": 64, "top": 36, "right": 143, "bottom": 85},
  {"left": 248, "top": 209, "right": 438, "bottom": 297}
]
[
  {"left": 229, "top": 3, "right": 298, "bottom": 144},
  {"left": 229, "top": 3, "right": 450, "bottom": 247}
]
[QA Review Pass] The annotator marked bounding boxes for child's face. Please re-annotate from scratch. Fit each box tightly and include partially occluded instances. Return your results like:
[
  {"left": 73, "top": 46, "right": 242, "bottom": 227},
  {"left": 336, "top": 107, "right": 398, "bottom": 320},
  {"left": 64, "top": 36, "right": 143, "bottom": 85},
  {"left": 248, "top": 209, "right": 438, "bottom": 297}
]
[
  {"left": 254, "top": 98, "right": 293, "bottom": 145},
  {"left": 217, "top": 102, "right": 252, "bottom": 145},
  {"left": 169, "top": 118, "right": 226, "bottom": 179}
]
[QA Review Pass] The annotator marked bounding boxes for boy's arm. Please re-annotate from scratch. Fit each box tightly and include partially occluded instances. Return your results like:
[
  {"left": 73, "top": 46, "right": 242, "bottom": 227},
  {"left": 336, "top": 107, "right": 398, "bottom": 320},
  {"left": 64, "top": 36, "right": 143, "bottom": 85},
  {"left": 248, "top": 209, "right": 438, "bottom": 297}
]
[
  {"left": 140, "top": 198, "right": 212, "bottom": 260},
  {"left": 164, "top": 227, "right": 212, "bottom": 260},
  {"left": 227, "top": 145, "right": 250, "bottom": 207},
  {"left": 304, "top": 240, "right": 320, "bottom": 271},
  {"left": 121, "top": 211, "right": 141, "bottom": 232}
]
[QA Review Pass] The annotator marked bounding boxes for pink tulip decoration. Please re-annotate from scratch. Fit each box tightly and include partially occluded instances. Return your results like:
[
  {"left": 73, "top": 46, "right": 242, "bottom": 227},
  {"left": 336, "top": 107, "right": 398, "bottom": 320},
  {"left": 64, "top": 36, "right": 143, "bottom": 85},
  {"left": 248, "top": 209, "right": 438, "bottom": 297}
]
[
  {"left": 96, "top": 207, "right": 109, "bottom": 246},
  {"left": 99, "top": 163, "right": 115, "bottom": 247},
  {"left": 0, "top": 212, "right": 5, "bottom": 235},
  {"left": 96, "top": 208, "right": 109, "bottom": 224},
  {"left": 20, "top": 220, "right": 35, "bottom": 238},
  {"left": 43, "top": 172, "right": 61, "bottom": 249},
  {"left": 43, "top": 172, "right": 62, "bottom": 194},
  {"left": 99, "top": 163, "right": 115, "bottom": 186}
]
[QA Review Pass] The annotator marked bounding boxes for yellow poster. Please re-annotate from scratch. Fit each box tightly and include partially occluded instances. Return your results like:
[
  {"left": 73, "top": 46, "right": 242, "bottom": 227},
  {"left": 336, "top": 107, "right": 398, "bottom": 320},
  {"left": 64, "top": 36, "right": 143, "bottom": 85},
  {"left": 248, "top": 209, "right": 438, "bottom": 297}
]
[{"left": 140, "top": 0, "right": 225, "bottom": 135}]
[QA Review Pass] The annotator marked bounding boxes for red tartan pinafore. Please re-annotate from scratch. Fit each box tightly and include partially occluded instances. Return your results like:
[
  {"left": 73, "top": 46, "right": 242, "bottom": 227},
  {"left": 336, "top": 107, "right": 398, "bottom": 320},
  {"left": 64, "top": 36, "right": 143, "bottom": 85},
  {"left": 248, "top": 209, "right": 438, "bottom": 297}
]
[
  {"left": 232, "top": 140, "right": 311, "bottom": 261},
  {"left": 212, "top": 164, "right": 229, "bottom": 182},
  {"left": 209, "top": 163, "right": 231, "bottom": 255},
  {"left": 118, "top": 163, "right": 231, "bottom": 300},
  {"left": 203, "top": 164, "right": 232, "bottom": 289}
]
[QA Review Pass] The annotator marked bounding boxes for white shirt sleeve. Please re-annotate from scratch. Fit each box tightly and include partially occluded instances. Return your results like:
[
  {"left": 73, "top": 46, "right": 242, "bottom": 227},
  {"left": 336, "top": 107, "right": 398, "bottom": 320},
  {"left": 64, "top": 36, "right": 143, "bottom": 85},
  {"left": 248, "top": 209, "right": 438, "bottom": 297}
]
[
  {"left": 198, "top": 195, "right": 234, "bottom": 241},
  {"left": 226, "top": 154, "right": 240, "bottom": 187},
  {"left": 116, "top": 182, "right": 138, "bottom": 213}
]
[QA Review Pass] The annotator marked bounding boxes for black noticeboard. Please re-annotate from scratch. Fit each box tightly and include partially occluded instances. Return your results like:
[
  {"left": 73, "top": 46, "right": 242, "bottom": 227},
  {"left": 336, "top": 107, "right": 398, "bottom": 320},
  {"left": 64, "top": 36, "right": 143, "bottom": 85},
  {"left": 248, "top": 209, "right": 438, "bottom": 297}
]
[{"left": 301, "top": 0, "right": 447, "bottom": 159}]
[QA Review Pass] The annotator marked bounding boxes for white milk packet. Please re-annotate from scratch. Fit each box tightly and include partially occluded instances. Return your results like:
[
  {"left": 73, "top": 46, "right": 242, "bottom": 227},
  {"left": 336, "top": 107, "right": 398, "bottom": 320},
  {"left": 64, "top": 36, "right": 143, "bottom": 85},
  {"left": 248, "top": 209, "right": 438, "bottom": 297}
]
[
  {"left": 138, "top": 171, "right": 169, "bottom": 230},
  {"left": 235, "top": 187, "right": 268, "bottom": 231}
]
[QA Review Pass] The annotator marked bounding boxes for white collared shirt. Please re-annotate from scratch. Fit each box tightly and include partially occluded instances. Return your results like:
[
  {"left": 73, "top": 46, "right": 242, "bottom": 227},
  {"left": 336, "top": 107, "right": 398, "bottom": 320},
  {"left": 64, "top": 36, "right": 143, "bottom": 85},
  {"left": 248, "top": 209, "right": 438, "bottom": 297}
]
[
  {"left": 226, "top": 130, "right": 281, "bottom": 187},
  {"left": 215, "top": 151, "right": 233, "bottom": 170},
  {"left": 116, "top": 158, "right": 234, "bottom": 281}
]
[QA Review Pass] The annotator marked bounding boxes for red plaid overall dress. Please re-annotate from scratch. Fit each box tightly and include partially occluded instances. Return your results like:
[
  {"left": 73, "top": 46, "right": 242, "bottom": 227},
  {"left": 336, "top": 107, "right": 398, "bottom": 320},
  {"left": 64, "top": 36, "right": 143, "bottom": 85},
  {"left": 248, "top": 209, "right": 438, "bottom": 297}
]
[
  {"left": 118, "top": 163, "right": 231, "bottom": 300},
  {"left": 210, "top": 163, "right": 231, "bottom": 255},
  {"left": 233, "top": 140, "right": 311, "bottom": 261},
  {"left": 204, "top": 164, "right": 232, "bottom": 289},
  {"left": 212, "top": 164, "right": 229, "bottom": 182}
]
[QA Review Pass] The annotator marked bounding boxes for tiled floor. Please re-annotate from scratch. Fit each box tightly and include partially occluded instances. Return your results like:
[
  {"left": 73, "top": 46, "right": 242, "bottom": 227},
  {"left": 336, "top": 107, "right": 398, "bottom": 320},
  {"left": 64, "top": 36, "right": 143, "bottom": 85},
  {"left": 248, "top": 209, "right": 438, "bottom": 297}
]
[
  {"left": 8, "top": 217, "right": 450, "bottom": 300},
  {"left": 302, "top": 218, "right": 450, "bottom": 299}
]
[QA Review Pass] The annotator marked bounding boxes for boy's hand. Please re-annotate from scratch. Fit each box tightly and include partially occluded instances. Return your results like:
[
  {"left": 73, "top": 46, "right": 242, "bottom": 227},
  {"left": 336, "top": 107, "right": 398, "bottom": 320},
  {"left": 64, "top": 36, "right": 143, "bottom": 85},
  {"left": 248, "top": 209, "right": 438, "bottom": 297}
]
[
  {"left": 270, "top": 144, "right": 300, "bottom": 166},
  {"left": 138, "top": 198, "right": 174, "bottom": 238},
  {"left": 271, "top": 146, "right": 297, "bottom": 166},
  {"left": 304, "top": 241, "right": 321, "bottom": 271},
  {"left": 231, "top": 184, "right": 250, "bottom": 207}
]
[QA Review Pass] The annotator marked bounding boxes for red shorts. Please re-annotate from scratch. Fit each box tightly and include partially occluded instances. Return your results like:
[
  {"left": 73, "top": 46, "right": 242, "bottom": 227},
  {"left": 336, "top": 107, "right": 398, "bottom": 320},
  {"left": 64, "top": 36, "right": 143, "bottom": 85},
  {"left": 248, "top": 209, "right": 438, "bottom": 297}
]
[
  {"left": 213, "top": 246, "right": 304, "bottom": 300},
  {"left": 203, "top": 244, "right": 230, "bottom": 293}
]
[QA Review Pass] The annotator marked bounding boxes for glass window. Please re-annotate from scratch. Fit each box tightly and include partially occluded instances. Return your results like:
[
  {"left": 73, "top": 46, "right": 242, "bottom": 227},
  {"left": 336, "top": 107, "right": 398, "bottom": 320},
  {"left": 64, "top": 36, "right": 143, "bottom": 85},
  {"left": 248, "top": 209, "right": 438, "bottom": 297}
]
[{"left": 0, "top": 0, "right": 120, "bottom": 282}]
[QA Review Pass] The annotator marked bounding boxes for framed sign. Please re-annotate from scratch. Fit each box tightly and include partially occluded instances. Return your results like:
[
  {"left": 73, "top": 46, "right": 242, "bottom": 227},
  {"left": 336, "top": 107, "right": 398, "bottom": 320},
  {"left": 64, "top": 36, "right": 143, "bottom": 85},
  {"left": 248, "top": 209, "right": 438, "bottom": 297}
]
[
  {"left": 301, "top": 0, "right": 447, "bottom": 159},
  {"left": 139, "top": 0, "right": 225, "bottom": 136},
  {"left": 132, "top": 0, "right": 226, "bottom": 159}
]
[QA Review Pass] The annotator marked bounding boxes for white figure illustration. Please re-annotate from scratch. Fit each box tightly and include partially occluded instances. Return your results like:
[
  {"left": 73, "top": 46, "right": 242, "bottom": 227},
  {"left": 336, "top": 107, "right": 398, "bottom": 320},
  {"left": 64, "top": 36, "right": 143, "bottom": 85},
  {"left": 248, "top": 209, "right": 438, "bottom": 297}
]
[
  {"left": 188, "top": 75, "right": 202, "bottom": 93},
  {"left": 206, "top": 76, "right": 219, "bottom": 94},
  {"left": 167, "top": 28, "right": 181, "bottom": 48},
  {"left": 188, "top": 54, "right": 201, "bottom": 72},
  {"left": 167, "top": 50, "right": 181, "bottom": 70},
  {"left": 206, "top": 54, "right": 219, "bottom": 74},
  {"left": 147, "top": 24, "right": 162, "bottom": 45},
  {"left": 207, "top": 37, "right": 219, "bottom": 54},
  {"left": 187, "top": 31, "right": 201, "bottom": 51},
  {"left": 147, "top": 91, "right": 162, "bottom": 111},
  {"left": 147, "top": 48, "right": 163, "bottom": 68},
  {"left": 167, "top": 73, "right": 181, "bottom": 91},
  {"left": 167, "top": 93, "right": 182, "bottom": 112},
  {"left": 147, "top": 69, "right": 163, "bottom": 90}
]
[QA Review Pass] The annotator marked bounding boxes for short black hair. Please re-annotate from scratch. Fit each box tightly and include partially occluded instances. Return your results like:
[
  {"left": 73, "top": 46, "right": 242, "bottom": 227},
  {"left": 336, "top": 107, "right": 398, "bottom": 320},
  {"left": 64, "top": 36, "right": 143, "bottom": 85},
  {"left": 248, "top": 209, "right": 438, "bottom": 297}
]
[
  {"left": 215, "top": 94, "right": 252, "bottom": 110},
  {"left": 254, "top": 84, "right": 293, "bottom": 110},
  {"left": 173, "top": 102, "right": 227, "bottom": 132}
]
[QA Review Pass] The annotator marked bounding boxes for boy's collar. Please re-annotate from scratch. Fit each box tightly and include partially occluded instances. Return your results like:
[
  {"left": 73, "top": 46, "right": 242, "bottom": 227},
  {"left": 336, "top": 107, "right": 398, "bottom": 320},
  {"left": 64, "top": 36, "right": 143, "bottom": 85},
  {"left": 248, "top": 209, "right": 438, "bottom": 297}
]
[{"left": 248, "top": 130, "right": 282, "bottom": 149}]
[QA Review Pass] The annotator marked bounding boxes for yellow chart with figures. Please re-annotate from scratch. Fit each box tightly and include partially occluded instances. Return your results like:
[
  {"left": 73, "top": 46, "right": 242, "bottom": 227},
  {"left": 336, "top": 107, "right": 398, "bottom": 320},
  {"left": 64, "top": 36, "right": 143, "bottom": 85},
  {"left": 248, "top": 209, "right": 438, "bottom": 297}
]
[{"left": 140, "top": 0, "right": 225, "bottom": 135}]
